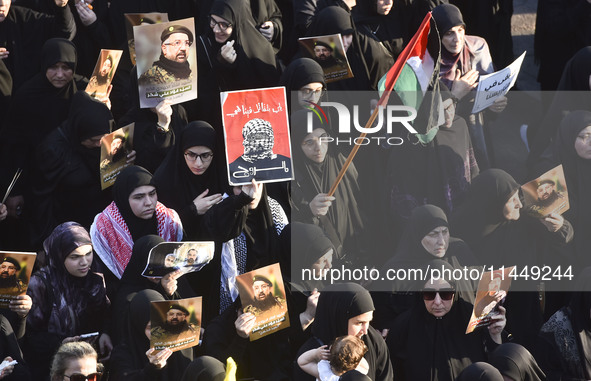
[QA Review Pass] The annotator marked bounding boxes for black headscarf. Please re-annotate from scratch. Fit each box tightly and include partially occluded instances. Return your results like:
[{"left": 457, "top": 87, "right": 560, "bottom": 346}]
[
  {"left": 489, "top": 343, "right": 546, "bottom": 381},
  {"left": 180, "top": 356, "right": 226, "bottom": 381},
  {"left": 7, "top": 37, "right": 87, "bottom": 179},
  {"left": 155, "top": 121, "right": 223, "bottom": 210},
  {"left": 456, "top": 362, "right": 504, "bottom": 381},
  {"left": 154, "top": 121, "right": 227, "bottom": 240},
  {"left": 291, "top": 110, "right": 364, "bottom": 256},
  {"left": 62, "top": 91, "right": 114, "bottom": 144},
  {"left": 552, "top": 110, "right": 591, "bottom": 265},
  {"left": 295, "top": 282, "right": 393, "bottom": 380},
  {"left": 449, "top": 168, "right": 520, "bottom": 253},
  {"left": 290, "top": 222, "right": 335, "bottom": 290},
  {"left": 280, "top": 58, "right": 326, "bottom": 111},
  {"left": 291, "top": 221, "right": 335, "bottom": 272},
  {"left": 380, "top": 205, "right": 476, "bottom": 300},
  {"left": 113, "top": 165, "right": 158, "bottom": 241},
  {"left": 207, "top": 0, "right": 280, "bottom": 89},
  {"left": 387, "top": 260, "right": 486, "bottom": 381},
  {"left": 527, "top": 47, "right": 591, "bottom": 170},
  {"left": 312, "top": 283, "right": 374, "bottom": 344},
  {"left": 352, "top": 0, "right": 409, "bottom": 58},
  {"left": 30, "top": 222, "right": 107, "bottom": 336},
  {"left": 307, "top": 6, "right": 376, "bottom": 91},
  {"left": 431, "top": 4, "right": 473, "bottom": 90},
  {"left": 117, "top": 289, "right": 193, "bottom": 380},
  {"left": 431, "top": 3, "right": 465, "bottom": 36},
  {"left": 567, "top": 267, "right": 591, "bottom": 377}
]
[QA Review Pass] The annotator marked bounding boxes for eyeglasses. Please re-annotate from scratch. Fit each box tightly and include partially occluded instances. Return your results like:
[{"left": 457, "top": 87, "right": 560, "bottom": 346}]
[
  {"left": 164, "top": 40, "right": 192, "bottom": 48},
  {"left": 64, "top": 372, "right": 103, "bottom": 381},
  {"left": 300, "top": 88, "right": 325, "bottom": 96},
  {"left": 209, "top": 16, "right": 232, "bottom": 31},
  {"left": 422, "top": 289, "right": 455, "bottom": 301},
  {"left": 577, "top": 133, "right": 591, "bottom": 144},
  {"left": 184, "top": 151, "right": 213, "bottom": 162}
]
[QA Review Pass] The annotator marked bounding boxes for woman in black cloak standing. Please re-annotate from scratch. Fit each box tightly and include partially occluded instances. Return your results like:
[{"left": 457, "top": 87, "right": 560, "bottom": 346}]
[
  {"left": 110, "top": 289, "right": 193, "bottom": 381},
  {"left": 3, "top": 38, "right": 89, "bottom": 240},
  {"left": 30, "top": 91, "right": 113, "bottom": 248},
  {"left": 551, "top": 111, "right": 591, "bottom": 269},
  {"left": 536, "top": 267, "right": 591, "bottom": 380},
  {"left": 527, "top": 47, "right": 591, "bottom": 172},
  {"left": 293, "top": 282, "right": 393, "bottom": 381},
  {"left": 306, "top": 6, "right": 393, "bottom": 91},
  {"left": 352, "top": 0, "right": 413, "bottom": 58},
  {"left": 373, "top": 204, "right": 477, "bottom": 327},
  {"left": 386, "top": 260, "right": 506, "bottom": 381},
  {"left": 189, "top": 0, "right": 280, "bottom": 126},
  {"left": 450, "top": 169, "right": 574, "bottom": 350},
  {"left": 290, "top": 110, "right": 367, "bottom": 266},
  {"left": 154, "top": 121, "right": 228, "bottom": 241}
]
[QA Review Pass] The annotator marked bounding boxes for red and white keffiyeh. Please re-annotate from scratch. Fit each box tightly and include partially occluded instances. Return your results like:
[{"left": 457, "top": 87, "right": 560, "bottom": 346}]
[{"left": 90, "top": 201, "right": 183, "bottom": 279}]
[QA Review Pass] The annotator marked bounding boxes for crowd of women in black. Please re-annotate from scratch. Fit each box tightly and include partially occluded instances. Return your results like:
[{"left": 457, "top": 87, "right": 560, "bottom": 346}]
[{"left": 0, "top": 0, "right": 590, "bottom": 379}]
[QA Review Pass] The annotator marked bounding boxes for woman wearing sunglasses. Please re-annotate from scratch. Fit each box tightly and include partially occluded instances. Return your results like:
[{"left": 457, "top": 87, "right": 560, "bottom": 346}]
[
  {"left": 386, "top": 260, "right": 507, "bottom": 381},
  {"left": 373, "top": 204, "right": 478, "bottom": 329},
  {"left": 50, "top": 341, "right": 102, "bottom": 381}
]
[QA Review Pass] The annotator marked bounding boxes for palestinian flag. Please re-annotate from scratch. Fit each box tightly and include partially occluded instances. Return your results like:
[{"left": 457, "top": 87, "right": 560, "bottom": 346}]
[{"left": 378, "top": 12, "right": 443, "bottom": 143}]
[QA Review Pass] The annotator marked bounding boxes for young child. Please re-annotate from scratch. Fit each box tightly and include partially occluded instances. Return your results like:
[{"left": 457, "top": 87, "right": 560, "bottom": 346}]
[{"left": 297, "top": 335, "right": 369, "bottom": 381}]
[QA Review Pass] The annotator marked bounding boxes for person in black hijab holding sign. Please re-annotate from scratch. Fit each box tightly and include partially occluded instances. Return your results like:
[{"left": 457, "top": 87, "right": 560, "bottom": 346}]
[
  {"left": 450, "top": 169, "right": 573, "bottom": 350},
  {"left": 30, "top": 91, "right": 113, "bottom": 248},
  {"left": 110, "top": 289, "right": 193, "bottom": 381},
  {"left": 386, "top": 260, "right": 506, "bottom": 381},
  {"left": 189, "top": 0, "right": 280, "bottom": 123}
]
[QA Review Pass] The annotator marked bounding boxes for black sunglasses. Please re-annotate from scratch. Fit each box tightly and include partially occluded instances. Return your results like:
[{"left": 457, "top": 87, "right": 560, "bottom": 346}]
[
  {"left": 64, "top": 372, "right": 103, "bottom": 381},
  {"left": 422, "top": 289, "right": 455, "bottom": 301}
]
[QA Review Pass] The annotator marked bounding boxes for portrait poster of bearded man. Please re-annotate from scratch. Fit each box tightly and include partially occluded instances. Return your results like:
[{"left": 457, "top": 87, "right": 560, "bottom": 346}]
[
  {"left": 521, "top": 164, "right": 569, "bottom": 218},
  {"left": 150, "top": 297, "right": 202, "bottom": 352},
  {"left": 221, "top": 87, "right": 293, "bottom": 186},
  {"left": 99, "top": 124, "right": 135, "bottom": 190},
  {"left": 85, "top": 49, "right": 123, "bottom": 100},
  {"left": 134, "top": 18, "right": 198, "bottom": 108},
  {"left": 298, "top": 34, "right": 353, "bottom": 82},
  {"left": 236, "top": 263, "right": 290, "bottom": 341},
  {"left": 0, "top": 251, "right": 36, "bottom": 308}
]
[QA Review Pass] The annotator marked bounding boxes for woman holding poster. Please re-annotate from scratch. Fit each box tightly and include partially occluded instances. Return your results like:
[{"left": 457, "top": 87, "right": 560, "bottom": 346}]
[
  {"left": 110, "top": 289, "right": 192, "bottom": 381},
  {"left": 190, "top": 0, "right": 280, "bottom": 126},
  {"left": 431, "top": 4, "right": 509, "bottom": 170},
  {"left": 90, "top": 165, "right": 183, "bottom": 298},
  {"left": 386, "top": 260, "right": 507, "bottom": 381}
]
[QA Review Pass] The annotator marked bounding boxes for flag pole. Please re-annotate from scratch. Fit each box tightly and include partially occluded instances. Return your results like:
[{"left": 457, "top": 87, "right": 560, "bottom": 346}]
[{"left": 327, "top": 13, "right": 432, "bottom": 197}]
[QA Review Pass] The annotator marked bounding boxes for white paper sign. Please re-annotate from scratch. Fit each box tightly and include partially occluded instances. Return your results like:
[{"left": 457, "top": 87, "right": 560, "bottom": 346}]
[{"left": 471, "top": 51, "right": 525, "bottom": 114}]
